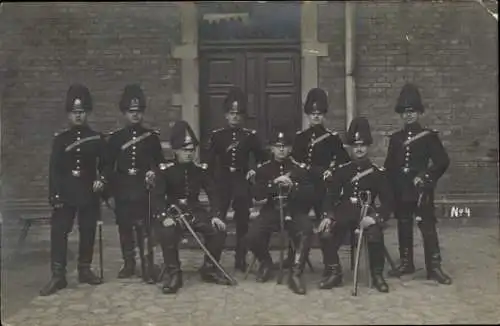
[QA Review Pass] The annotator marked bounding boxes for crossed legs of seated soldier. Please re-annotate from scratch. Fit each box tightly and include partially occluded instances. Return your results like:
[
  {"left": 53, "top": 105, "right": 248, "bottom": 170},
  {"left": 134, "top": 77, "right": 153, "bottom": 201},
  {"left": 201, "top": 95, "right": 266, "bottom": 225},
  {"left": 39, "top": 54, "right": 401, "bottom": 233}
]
[
  {"left": 319, "top": 219, "right": 389, "bottom": 293},
  {"left": 246, "top": 208, "right": 313, "bottom": 295},
  {"left": 157, "top": 208, "right": 231, "bottom": 294},
  {"left": 389, "top": 201, "right": 452, "bottom": 285},
  {"left": 40, "top": 205, "right": 102, "bottom": 296}
]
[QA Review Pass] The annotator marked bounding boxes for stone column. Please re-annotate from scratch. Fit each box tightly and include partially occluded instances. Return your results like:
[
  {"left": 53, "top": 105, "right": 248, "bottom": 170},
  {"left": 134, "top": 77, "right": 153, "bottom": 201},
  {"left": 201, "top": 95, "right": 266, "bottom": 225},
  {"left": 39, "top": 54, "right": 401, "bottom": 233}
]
[
  {"left": 172, "top": 3, "right": 200, "bottom": 138},
  {"left": 301, "top": 1, "right": 329, "bottom": 129}
]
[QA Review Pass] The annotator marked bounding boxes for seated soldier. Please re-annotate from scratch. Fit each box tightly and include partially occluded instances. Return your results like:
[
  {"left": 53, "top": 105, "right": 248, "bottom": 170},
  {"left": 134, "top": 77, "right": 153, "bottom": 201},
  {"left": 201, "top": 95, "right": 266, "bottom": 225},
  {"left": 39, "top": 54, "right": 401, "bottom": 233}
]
[
  {"left": 318, "top": 117, "right": 394, "bottom": 293},
  {"left": 153, "top": 120, "right": 232, "bottom": 294},
  {"left": 245, "top": 129, "right": 315, "bottom": 295}
]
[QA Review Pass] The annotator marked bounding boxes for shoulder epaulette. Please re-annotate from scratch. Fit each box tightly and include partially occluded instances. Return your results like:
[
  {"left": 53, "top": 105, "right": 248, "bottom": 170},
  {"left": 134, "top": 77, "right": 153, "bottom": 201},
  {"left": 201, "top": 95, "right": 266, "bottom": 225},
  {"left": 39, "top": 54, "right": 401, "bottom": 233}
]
[
  {"left": 338, "top": 161, "right": 352, "bottom": 169},
  {"left": 325, "top": 128, "right": 338, "bottom": 136},
  {"left": 244, "top": 128, "right": 257, "bottom": 135},
  {"left": 159, "top": 162, "right": 175, "bottom": 171},
  {"left": 389, "top": 130, "right": 401, "bottom": 137},
  {"left": 212, "top": 127, "right": 224, "bottom": 134},
  {"left": 296, "top": 129, "right": 305, "bottom": 135},
  {"left": 107, "top": 129, "right": 121, "bottom": 137},
  {"left": 195, "top": 162, "right": 208, "bottom": 170},
  {"left": 257, "top": 160, "right": 271, "bottom": 169},
  {"left": 152, "top": 129, "right": 160, "bottom": 135},
  {"left": 54, "top": 128, "right": 69, "bottom": 137},
  {"left": 372, "top": 163, "right": 386, "bottom": 171}
]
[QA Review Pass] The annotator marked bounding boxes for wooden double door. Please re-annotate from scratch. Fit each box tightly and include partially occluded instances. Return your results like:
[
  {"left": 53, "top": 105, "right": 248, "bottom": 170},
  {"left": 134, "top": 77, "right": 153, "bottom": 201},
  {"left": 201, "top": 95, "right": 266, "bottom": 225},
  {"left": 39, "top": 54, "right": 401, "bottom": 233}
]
[{"left": 199, "top": 46, "right": 302, "bottom": 157}]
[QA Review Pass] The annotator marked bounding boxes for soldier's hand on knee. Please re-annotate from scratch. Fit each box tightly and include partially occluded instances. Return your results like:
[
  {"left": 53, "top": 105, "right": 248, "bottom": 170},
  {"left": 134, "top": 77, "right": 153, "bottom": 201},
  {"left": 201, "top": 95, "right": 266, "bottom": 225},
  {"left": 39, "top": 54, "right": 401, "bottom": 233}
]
[
  {"left": 318, "top": 217, "right": 333, "bottom": 233},
  {"left": 163, "top": 217, "right": 176, "bottom": 227},
  {"left": 413, "top": 176, "right": 424, "bottom": 188},
  {"left": 93, "top": 180, "right": 104, "bottom": 192},
  {"left": 360, "top": 215, "right": 376, "bottom": 229},
  {"left": 211, "top": 217, "right": 226, "bottom": 231}
]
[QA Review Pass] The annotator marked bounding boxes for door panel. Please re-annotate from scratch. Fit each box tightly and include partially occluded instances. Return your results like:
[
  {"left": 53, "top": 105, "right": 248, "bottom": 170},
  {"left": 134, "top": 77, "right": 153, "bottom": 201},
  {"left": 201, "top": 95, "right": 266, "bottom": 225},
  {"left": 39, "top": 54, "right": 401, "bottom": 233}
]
[
  {"left": 199, "top": 51, "right": 245, "bottom": 156},
  {"left": 257, "top": 51, "right": 301, "bottom": 141},
  {"left": 199, "top": 48, "right": 301, "bottom": 159}
]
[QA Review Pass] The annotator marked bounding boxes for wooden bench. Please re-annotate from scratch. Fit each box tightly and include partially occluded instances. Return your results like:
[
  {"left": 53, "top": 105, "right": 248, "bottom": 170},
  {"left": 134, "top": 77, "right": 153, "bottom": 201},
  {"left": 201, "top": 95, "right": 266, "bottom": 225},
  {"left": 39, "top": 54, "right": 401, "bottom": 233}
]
[{"left": 0, "top": 200, "right": 53, "bottom": 252}]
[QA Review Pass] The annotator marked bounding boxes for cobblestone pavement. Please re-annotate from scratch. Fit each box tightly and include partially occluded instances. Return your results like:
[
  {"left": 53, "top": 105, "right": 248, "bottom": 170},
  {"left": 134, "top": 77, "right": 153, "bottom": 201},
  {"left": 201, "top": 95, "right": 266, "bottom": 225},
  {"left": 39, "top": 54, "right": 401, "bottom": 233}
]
[{"left": 2, "top": 218, "right": 499, "bottom": 325}]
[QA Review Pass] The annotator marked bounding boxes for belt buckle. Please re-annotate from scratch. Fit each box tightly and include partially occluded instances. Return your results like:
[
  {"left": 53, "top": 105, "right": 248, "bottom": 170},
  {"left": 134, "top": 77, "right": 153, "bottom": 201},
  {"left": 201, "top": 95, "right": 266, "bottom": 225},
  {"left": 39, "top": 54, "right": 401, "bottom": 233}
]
[
  {"left": 350, "top": 197, "right": 358, "bottom": 204},
  {"left": 71, "top": 170, "right": 81, "bottom": 177},
  {"left": 402, "top": 167, "right": 410, "bottom": 174},
  {"left": 128, "top": 168, "right": 138, "bottom": 176},
  {"left": 229, "top": 167, "right": 236, "bottom": 172}
]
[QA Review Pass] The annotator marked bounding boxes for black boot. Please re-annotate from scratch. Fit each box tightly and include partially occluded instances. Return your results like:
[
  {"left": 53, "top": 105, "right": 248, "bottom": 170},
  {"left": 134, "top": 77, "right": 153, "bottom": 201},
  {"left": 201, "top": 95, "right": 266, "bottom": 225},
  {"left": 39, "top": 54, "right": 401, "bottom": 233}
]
[
  {"left": 117, "top": 258, "right": 136, "bottom": 279},
  {"left": 421, "top": 224, "right": 452, "bottom": 285},
  {"left": 288, "top": 265, "right": 306, "bottom": 295},
  {"left": 427, "top": 265, "right": 452, "bottom": 285},
  {"left": 200, "top": 263, "right": 232, "bottom": 285},
  {"left": 78, "top": 266, "right": 102, "bottom": 285},
  {"left": 162, "top": 268, "right": 183, "bottom": 294},
  {"left": 256, "top": 259, "right": 274, "bottom": 283},
  {"left": 368, "top": 243, "right": 389, "bottom": 293},
  {"left": 425, "top": 252, "right": 452, "bottom": 285},
  {"left": 318, "top": 264, "right": 342, "bottom": 289},
  {"left": 40, "top": 263, "right": 67, "bottom": 296},
  {"left": 388, "top": 247, "right": 415, "bottom": 277}
]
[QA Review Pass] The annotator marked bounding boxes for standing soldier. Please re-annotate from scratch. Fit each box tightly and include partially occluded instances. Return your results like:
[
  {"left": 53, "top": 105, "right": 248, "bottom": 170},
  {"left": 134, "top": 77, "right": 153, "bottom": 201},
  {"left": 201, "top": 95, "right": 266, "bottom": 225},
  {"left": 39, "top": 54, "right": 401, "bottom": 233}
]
[
  {"left": 206, "top": 87, "right": 268, "bottom": 272},
  {"left": 384, "top": 83, "right": 452, "bottom": 285},
  {"left": 106, "top": 84, "right": 166, "bottom": 280},
  {"left": 318, "top": 117, "right": 394, "bottom": 292},
  {"left": 154, "top": 120, "right": 231, "bottom": 294},
  {"left": 290, "top": 88, "right": 350, "bottom": 267},
  {"left": 40, "top": 84, "right": 107, "bottom": 296},
  {"left": 245, "top": 129, "right": 315, "bottom": 295}
]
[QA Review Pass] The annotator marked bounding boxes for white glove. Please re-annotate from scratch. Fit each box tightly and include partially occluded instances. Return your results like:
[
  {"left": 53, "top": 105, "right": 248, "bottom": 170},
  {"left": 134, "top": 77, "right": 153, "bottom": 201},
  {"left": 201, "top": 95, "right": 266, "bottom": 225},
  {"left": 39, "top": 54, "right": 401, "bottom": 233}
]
[
  {"left": 145, "top": 170, "right": 156, "bottom": 187},
  {"left": 413, "top": 176, "right": 424, "bottom": 187},
  {"left": 246, "top": 169, "right": 256, "bottom": 181},
  {"left": 318, "top": 218, "right": 333, "bottom": 233},
  {"left": 323, "top": 169, "right": 332, "bottom": 181},
  {"left": 163, "top": 217, "right": 176, "bottom": 227},
  {"left": 274, "top": 175, "right": 293, "bottom": 187},
  {"left": 211, "top": 217, "right": 226, "bottom": 231},
  {"left": 93, "top": 180, "right": 104, "bottom": 192},
  {"left": 360, "top": 215, "right": 376, "bottom": 229}
]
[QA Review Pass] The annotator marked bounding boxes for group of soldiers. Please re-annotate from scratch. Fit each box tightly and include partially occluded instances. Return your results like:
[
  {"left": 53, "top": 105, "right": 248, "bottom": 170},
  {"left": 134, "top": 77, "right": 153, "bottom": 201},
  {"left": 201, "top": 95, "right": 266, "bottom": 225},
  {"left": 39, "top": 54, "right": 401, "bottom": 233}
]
[{"left": 40, "top": 82, "right": 453, "bottom": 297}]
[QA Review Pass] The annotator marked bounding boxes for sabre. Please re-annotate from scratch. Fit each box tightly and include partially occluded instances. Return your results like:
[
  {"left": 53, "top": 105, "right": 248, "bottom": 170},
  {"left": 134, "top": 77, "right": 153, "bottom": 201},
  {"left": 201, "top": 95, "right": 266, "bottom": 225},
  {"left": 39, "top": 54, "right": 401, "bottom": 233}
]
[
  {"left": 97, "top": 219, "right": 104, "bottom": 281},
  {"left": 352, "top": 190, "right": 372, "bottom": 297},
  {"left": 167, "top": 203, "right": 238, "bottom": 286},
  {"left": 276, "top": 183, "right": 289, "bottom": 285},
  {"left": 415, "top": 190, "right": 424, "bottom": 223}
]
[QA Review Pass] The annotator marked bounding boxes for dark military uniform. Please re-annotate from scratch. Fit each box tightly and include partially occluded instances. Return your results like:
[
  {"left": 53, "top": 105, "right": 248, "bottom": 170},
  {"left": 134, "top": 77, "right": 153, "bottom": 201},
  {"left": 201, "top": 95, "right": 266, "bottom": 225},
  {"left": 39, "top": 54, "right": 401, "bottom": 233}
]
[
  {"left": 105, "top": 84, "right": 167, "bottom": 278},
  {"left": 384, "top": 83, "right": 452, "bottom": 285},
  {"left": 291, "top": 88, "right": 350, "bottom": 220},
  {"left": 206, "top": 87, "right": 268, "bottom": 271},
  {"left": 154, "top": 121, "right": 231, "bottom": 294},
  {"left": 319, "top": 117, "right": 393, "bottom": 293},
  {"left": 245, "top": 130, "right": 315, "bottom": 295},
  {"left": 40, "top": 84, "right": 107, "bottom": 296}
]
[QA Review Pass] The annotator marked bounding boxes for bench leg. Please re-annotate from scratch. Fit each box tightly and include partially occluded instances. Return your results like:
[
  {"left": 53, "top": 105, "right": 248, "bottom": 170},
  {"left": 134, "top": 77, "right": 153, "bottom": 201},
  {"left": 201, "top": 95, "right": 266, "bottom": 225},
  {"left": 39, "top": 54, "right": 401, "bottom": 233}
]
[{"left": 17, "top": 220, "right": 32, "bottom": 251}]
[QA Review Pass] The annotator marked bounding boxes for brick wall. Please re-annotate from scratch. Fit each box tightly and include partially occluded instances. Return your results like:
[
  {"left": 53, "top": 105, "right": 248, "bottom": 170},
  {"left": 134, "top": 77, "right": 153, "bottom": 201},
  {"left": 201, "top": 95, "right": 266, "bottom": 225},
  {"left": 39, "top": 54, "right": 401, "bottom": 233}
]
[
  {"left": 318, "top": 0, "right": 499, "bottom": 197},
  {"left": 0, "top": 3, "right": 181, "bottom": 203},
  {"left": 1, "top": 1, "right": 498, "bottom": 211}
]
